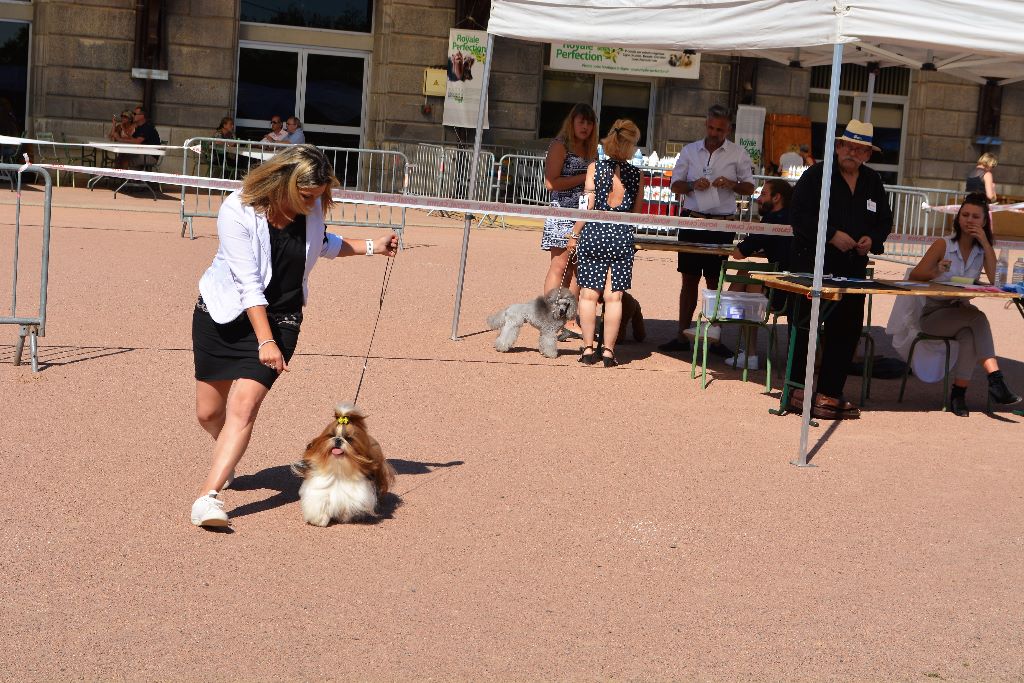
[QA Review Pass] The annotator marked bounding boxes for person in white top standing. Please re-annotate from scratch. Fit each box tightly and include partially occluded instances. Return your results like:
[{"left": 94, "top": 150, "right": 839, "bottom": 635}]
[{"left": 658, "top": 105, "right": 755, "bottom": 355}]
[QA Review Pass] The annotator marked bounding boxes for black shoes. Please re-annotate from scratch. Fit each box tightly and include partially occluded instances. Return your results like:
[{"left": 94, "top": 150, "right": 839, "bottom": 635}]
[
  {"left": 578, "top": 346, "right": 600, "bottom": 365},
  {"left": 602, "top": 349, "right": 618, "bottom": 367},
  {"left": 657, "top": 338, "right": 690, "bottom": 354},
  {"left": 950, "top": 386, "right": 969, "bottom": 417},
  {"left": 987, "top": 371, "right": 1022, "bottom": 406},
  {"left": 557, "top": 327, "right": 584, "bottom": 342}
]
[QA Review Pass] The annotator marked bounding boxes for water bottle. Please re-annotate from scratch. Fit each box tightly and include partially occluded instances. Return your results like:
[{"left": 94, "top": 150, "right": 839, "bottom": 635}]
[
  {"left": 1013, "top": 257, "right": 1024, "bottom": 284},
  {"left": 597, "top": 143, "right": 606, "bottom": 160},
  {"left": 994, "top": 248, "right": 1010, "bottom": 287},
  {"left": 631, "top": 148, "right": 643, "bottom": 166}
]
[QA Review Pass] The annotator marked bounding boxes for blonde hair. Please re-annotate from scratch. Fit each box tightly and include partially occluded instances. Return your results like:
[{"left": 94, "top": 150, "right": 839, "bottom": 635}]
[
  {"left": 554, "top": 103, "right": 598, "bottom": 160},
  {"left": 977, "top": 152, "right": 998, "bottom": 170},
  {"left": 600, "top": 119, "right": 641, "bottom": 161},
  {"left": 240, "top": 144, "right": 337, "bottom": 218}
]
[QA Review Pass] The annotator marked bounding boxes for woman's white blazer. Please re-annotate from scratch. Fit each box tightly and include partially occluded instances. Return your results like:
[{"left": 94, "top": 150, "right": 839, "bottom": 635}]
[{"left": 198, "top": 191, "right": 343, "bottom": 324}]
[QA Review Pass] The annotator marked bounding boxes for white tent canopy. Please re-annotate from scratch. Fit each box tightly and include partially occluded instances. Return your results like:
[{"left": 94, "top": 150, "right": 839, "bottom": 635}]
[
  {"left": 450, "top": 0, "right": 1024, "bottom": 464},
  {"left": 488, "top": 0, "right": 1024, "bottom": 84}
]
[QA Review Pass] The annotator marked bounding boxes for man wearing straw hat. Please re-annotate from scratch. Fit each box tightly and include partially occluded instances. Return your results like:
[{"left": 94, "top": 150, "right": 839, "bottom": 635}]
[{"left": 787, "top": 119, "right": 892, "bottom": 420}]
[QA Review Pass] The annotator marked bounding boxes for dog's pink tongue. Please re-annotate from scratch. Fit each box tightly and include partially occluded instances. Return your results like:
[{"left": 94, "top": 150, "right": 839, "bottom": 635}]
[{"left": 331, "top": 447, "right": 343, "bottom": 456}]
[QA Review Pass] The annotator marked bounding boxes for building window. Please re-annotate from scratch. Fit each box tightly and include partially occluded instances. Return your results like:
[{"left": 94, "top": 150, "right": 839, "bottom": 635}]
[
  {"left": 538, "top": 71, "right": 595, "bottom": 139},
  {"left": 240, "top": 0, "right": 373, "bottom": 33},
  {"left": 0, "top": 20, "right": 29, "bottom": 135}
]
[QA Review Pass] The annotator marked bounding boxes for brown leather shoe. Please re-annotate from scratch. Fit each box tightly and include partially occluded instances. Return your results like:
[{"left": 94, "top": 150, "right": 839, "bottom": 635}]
[{"left": 813, "top": 394, "right": 861, "bottom": 420}]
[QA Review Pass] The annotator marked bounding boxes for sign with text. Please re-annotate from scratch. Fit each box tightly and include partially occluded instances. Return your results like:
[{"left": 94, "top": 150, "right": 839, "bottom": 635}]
[
  {"left": 550, "top": 43, "right": 700, "bottom": 79},
  {"left": 736, "top": 105, "right": 766, "bottom": 171},
  {"left": 443, "top": 28, "right": 489, "bottom": 129}
]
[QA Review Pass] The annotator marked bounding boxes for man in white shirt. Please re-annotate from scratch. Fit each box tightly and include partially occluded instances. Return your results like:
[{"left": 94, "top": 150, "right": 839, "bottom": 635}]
[
  {"left": 658, "top": 105, "right": 755, "bottom": 354},
  {"left": 262, "top": 116, "right": 287, "bottom": 143}
]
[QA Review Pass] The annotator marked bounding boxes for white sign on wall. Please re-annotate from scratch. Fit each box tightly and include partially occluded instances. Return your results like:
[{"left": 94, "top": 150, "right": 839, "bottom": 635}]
[
  {"left": 550, "top": 43, "right": 700, "bottom": 79},
  {"left": 443, "top": 28, "right": 489, "bottom": 129},
  {"left": 736, "top": 105, "right": 767, "bottom": 171}
]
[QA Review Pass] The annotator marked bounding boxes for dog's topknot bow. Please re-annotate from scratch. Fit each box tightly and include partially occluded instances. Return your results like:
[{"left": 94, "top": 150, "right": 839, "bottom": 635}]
[{"left": 337, "top": 416, "right": 349, "bottom": 425}]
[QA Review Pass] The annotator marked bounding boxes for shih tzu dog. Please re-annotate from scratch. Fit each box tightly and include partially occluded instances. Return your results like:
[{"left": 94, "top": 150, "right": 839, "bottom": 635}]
[
  {"left": 290, "top": 403, "right": 395, "bottom": 526},
  {"left": 487, "top": 287, "right": 578, "bottom": 358}
]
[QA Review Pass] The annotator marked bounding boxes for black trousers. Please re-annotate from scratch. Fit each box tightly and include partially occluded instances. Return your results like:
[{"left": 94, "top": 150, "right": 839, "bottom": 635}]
[
  {"left": 788, "top": 292, "right": 865, "bottom": 398},
  {"left": 788, "top": 245, "right": 868, "bottom": 398}
]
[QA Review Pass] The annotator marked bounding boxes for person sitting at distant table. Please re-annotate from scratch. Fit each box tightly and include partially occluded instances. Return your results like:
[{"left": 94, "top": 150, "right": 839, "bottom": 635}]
[
  {"left": 111, "top": 105, "right": 160, "bottom": 169},
  {"left": 906, "top": 192, "right": 1019, "bottom": 416},
  {"left": 262, "top": 116, "right": 287, "bottom": 143},
  {"left": 283, "top": 117, "right": 305, "bottom": 144},
  {"left": 724, "top": 178, "right": 794, "bottom": 370},
  {"left": 108, "top": 110, "right": 134, "bottom": 142}
]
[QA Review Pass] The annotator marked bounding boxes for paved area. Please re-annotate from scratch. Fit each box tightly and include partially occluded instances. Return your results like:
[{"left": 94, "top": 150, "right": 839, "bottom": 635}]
[{"left": 2, "top": 185, "right": 1023, "bottom": 681}]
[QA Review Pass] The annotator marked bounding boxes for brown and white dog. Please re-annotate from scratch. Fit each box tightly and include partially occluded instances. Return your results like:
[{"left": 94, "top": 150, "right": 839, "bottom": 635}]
[{"left": 291, "top": 403, "right": 395, "bottom": 526}]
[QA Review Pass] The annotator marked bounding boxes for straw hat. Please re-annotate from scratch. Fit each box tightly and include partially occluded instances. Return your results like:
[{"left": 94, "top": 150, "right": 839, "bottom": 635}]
[{"left": 838, "top": 119, "right": 880, "bottom": 152}]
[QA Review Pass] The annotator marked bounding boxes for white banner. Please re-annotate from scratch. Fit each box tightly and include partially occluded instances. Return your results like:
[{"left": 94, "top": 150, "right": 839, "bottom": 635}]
[
  {"left": 735, "top": 105, "right": 767, "bottom": 172},
  {"left": 443, "top": 28, "right": 490, "bottom": 129},
  {"left": 550, "top": 43, "right": 700, "bottom": 78}
]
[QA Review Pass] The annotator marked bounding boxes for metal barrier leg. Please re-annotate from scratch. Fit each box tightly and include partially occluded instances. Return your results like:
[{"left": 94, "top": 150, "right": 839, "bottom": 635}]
[{"left": 14, "top": 324, "right": 39, "bottom": 371}]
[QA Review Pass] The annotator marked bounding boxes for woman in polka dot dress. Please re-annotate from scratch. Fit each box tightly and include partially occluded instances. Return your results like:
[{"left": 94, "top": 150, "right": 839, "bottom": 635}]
[
  {"left": 567, "top": 119, "right": 645, "bottom": 367},
  {"left": 541, "top": 103, "right": 598, "bottom": 338}
]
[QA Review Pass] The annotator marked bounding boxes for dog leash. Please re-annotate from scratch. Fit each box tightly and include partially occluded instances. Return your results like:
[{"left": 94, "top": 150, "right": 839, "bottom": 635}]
[{"left": 352, "top": 244, "right": 397, "bottom": 406}]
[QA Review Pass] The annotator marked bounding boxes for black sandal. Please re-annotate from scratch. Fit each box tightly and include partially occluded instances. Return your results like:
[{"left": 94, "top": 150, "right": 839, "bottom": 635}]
[
  {"left": 578, "top": 345, "right": 599, "bottom": 365},
  {"left": 601, "top": 349, "right": 618, "bottom": 367}
]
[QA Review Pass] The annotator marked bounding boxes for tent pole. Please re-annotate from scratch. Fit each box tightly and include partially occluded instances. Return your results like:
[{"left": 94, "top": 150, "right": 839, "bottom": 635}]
[
  {"left": 450, "top": 32, "right": 495, "bottom": 341},
  {"left": 794, "top": 42, "right": 843, "bottom": 467},
  {"left": 864, "top": 69, "right": 876, "bottom": 122}
]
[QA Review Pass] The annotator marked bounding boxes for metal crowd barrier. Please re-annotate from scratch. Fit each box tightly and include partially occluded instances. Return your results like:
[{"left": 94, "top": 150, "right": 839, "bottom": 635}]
[
  {"left": 1, "top": 164, "right": 52, "bottom": 372},
  {"left": 385, "top": 141, "right": 494, "bottom": 205},
  {"left": 485, "top": 157, "right": 969, "bottom": 263},
  {"left": 179, "top": 138, "right": 410, "bottom": 245}
]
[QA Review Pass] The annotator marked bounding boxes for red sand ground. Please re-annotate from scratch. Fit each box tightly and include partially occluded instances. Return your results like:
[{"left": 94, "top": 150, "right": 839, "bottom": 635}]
[{"left": 2, "top": 185, "right": 1023, "bottom": 681}]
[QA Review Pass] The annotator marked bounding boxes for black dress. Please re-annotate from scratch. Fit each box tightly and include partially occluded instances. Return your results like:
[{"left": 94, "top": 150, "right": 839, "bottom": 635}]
[
  {"left": 192, "top": 215, "right": 308, "bottom": 389},
  {"left": 576, "top": 159, "right": 641, "bottom": 292}
]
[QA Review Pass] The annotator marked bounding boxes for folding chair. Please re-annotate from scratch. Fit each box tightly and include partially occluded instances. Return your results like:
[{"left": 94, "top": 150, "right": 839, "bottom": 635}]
[
  {"left": 60, "top": 133, "right": 97, "bottom": 187},
  {"left": 691, "top": 260, "right": 780, "bottom": 390},
  {"left": 33, "top": 132, "right": 64, "bottom": 187}
]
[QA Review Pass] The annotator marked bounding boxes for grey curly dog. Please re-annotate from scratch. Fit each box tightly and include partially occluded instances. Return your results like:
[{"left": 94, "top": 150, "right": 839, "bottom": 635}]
[{"left": 487, "top": 287, "right": 579, "bottom": 358}]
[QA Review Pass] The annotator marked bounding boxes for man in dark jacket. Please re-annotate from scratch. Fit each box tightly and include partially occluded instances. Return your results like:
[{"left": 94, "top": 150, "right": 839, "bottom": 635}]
[{"left": 787, "top": 119, "right": 893, "bottom": 419}]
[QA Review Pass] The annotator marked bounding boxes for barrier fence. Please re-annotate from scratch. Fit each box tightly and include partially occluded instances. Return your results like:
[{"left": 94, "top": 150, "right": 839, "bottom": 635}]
[
  {"left": 480, "top": 155, "right": 990, "bottom": 262},
  {"left": 384, "top": 141, "right": 494, "bottom": 205},
  {"left": 2, "top": 163, "right": 53, "bottom": 372},
  {"left": 179, "top": 138, "right": 409, "bottom": 244}
]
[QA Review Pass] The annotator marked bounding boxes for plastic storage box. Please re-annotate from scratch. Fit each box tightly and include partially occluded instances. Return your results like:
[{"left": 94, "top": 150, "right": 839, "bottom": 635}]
[{"left": 701, "top": 289, "right": 768, "bottom": 321}]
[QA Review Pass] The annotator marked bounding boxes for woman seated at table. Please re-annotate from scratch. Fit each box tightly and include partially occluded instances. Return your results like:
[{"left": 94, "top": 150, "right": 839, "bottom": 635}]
[
  {"left": 107, "top": 110, "right": 135, "bottom": 168},
  {"left": 907, "top": 192, "right": 1020, "bottom": 416}
]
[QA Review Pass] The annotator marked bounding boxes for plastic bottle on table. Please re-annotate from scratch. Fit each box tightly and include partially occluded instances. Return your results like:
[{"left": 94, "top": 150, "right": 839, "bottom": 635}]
[
  {"left": 1013, "top": 257, "right": 1024, "bottom": 284},
  {"left": 994, "top": 248, "right": 1010, "bottom": 286},
  {"left": 631, "top": 148, "right": 643, "bottom": 166}
]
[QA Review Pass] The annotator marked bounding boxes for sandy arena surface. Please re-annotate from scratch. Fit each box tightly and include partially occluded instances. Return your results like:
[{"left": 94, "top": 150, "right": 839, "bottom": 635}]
[{"left": 2, "top": 184, "right": 1023, "bottom": 681}]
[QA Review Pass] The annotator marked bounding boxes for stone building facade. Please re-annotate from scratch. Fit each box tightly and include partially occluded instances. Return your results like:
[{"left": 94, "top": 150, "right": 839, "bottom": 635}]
[{"left": 2, "top": 0, "right": 1020, "bottom": 198}]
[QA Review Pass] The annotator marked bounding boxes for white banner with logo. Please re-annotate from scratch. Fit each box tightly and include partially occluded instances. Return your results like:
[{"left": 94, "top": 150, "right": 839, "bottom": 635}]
[
  {"left": 550, "top": 43, "right": 700, "bottom": 78},
  {"left": 443, "top": 28, "right": 490, "bottom": 129},
  {"left": 735, "top": 105, "right": 767, "bottom": 172}
]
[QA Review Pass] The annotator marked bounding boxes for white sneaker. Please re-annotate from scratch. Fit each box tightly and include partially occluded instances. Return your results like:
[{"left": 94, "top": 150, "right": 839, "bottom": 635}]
[
  {"left": 683, "top": 324, "right": 722, "bottom": 341},
  {"left": 726, "top": 352, "right": 759, "bottom": 371},
  {"left": 222, "top": 469, "right": 235, "bottom": 490},
  {"left": 191, "top": 490, "right": 230, "bottom": 527}
]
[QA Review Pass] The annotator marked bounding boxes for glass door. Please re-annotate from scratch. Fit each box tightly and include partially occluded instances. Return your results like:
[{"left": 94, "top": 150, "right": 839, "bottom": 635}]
[
  {"left": 595, "top": 77, "right": 654, "bottom": 150},
  {"left": 236, "top": 42, "right": 368, "bottom": 150}
]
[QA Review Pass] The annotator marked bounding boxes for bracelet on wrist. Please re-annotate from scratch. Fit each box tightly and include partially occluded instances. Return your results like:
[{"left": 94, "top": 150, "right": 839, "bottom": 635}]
[
  {"left": 258, "top": 339, "right": 277, "bottom": 350},
  {"left": 365, "top": 238, "right": 375, "bottom": 256}
]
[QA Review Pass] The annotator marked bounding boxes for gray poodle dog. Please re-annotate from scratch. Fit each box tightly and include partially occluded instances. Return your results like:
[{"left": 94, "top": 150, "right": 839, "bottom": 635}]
[{"left": 487, "top": 287, "right": 578, "bottom": 358}]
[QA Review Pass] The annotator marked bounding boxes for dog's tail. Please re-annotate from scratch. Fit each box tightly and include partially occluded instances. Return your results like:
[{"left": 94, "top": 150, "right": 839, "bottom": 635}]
[{"left": 486, "top": 310, "right": 504, "bottom": 330}]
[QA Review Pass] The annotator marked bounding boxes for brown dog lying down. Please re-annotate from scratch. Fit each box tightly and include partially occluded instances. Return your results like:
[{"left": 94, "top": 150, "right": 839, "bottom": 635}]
[{"left": 595, "top": 292, "right": 645, "bottom": 346}]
